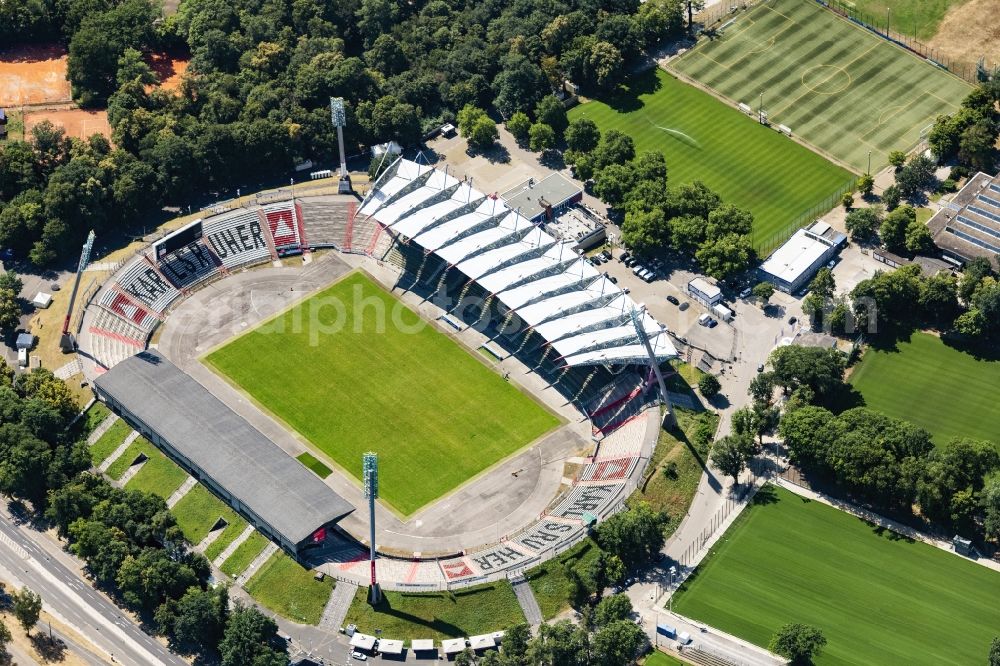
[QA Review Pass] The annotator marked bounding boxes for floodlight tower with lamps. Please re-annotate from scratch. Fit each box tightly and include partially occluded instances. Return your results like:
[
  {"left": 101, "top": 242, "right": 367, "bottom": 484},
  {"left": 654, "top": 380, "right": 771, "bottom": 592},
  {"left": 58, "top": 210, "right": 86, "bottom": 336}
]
[
  {"left": 330, "top": 97, "right": 353, "bottom": 194},
  {"left": 629, "top": 304, "right": 675, "bottom": 430},
  {"left": 363, "top": 452, "right": 381, "bottom": 605},
  {"left": 60, "top": 230, "right": 96, "bottom": 352}
]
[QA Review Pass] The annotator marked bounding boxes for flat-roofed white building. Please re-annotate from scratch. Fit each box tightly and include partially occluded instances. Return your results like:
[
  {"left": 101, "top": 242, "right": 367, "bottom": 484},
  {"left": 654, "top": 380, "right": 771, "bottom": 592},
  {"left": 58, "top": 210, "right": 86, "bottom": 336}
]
[{"left": 759, "top": 221, "right": 846, "bottom": 293}]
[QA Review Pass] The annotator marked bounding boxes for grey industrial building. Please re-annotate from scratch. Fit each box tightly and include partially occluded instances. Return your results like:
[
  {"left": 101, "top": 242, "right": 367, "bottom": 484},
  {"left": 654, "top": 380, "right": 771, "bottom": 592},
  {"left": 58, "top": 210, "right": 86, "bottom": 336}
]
[
  {"left": 93, "top": 350, "right": 354, "bottom": 555},
  {"left": 926, "top": 171, "right": 1000, "bottom": 270}
]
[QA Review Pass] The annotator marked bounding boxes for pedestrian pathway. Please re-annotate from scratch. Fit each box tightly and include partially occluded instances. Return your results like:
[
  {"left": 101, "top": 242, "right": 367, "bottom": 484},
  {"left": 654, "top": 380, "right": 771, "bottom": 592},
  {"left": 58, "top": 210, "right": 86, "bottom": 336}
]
[
  {"left": 97, "top": 430, "right": 139, "bottom": 473},
  {"left": 55, "top": 358, "right": 82, "bottom": 380},
  {"left": 115, "top": 458, "right": 146, "bottom": 487},
  {"left": 166, "top": 476, "right": 197, "bottom": 509},
  {"left": 86, "top": 413, "right": 119, "bottom": 445},
  {"left": 511, "top": 574, "right": 542, "bottom": 626},
  {"left": 194, "top": 526, "right": 224, "bottom": 555},
  {"left": 213, "top": 525, "right": 255, "bottom": 568},
  {"left": 237, "top": 542, "right": 279, "bottom": 586},
  {"left": 319, "top": 581, "right": 357, "bottom": 631}
]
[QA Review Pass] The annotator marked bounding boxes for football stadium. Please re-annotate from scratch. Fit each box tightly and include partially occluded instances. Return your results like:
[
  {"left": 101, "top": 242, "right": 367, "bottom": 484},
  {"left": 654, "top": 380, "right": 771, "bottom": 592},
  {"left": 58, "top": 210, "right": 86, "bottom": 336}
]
[{"left": 81, "top": 159, "right": 677, "bottom": 588}]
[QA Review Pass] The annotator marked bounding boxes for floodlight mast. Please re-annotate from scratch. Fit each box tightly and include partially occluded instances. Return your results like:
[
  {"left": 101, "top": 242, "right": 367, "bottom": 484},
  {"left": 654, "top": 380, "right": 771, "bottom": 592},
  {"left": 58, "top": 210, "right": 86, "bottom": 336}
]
[
  {"left": 363, "top": 452, "right": 381, "bottom": 604},
  {"left": 60, "top": 230, "right": 96, "bottom": 352},
  {"left": 330, "top": 97, "right": 353, "bottom": 194},
  {"left": 629, "top": 305, "right": 675, "bottom": 430}
]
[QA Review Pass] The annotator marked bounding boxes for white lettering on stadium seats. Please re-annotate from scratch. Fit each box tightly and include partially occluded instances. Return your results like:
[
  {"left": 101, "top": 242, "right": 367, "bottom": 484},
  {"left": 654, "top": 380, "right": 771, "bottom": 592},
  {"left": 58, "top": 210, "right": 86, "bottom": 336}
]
[
  {"left": 470, "top": 546, "right": 526, "bottom": 572},
  {"left": 559, "top": 486, "right": 615, "bottom": 519},
  {"left": 125, "top": 268, "right": 171, "bottom": 304},
  {"left": 518, "top": 522, "right": 576, "bottom": 551},
  {"left": 207, "top": 220, "right": 267, "bottom": 259},
  {"left": 159, "top": 243, "right": 214, "bottom": 282}
]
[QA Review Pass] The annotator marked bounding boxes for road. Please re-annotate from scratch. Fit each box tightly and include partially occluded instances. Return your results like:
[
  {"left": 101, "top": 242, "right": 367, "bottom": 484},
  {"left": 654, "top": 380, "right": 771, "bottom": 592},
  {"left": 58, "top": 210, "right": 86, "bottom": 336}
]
[{"left": 0, "top": 506, "right": 186, "bottom": 666}]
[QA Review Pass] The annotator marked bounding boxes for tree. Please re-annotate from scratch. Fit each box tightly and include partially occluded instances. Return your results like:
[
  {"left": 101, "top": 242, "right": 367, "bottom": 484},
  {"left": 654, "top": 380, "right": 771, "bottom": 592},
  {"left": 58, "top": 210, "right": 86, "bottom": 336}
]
[
  {"left": 919, "top": 272, "right": 960, "bottom": 328},
  {"left": 592, "top": 130, "right": 635, "bottom": 170},
  {"left": 157, "top": 585, "right": 229, "bottom": 652},
  {"left": 593, "top": 163, "right": 637, "bottom": 207},
  {"left": 535, "top": 95, "right": 568, "bottom": 136},
  {"left": 493, "top": 58, "right": 547, "bottom": 118},
  {"left": 711, "top": 435, "right": 753, "bottom": 483},
  {"left": 668, "top": 214, "right": 706, "bottom": 254},
  {"left": 844, "top": 207, "right": 882, "bottom": 243},
  {"left": 990, "top": 636, "right": 1000, "bottom": 666},
  {"left": 904, "top": 218, "right": 935, "bottom": 254},
  {"left": 11, "top": 588, "right": 42, "bottom": 636},
  {"left": 698, "top": 373, "right": 721, "bottom": 398},
  {"left": 0, "top": 287, "right": 21, "bottom": 333},
  {"left": 896, "top": 154, "right": 937, "bottom": 198},
  {"left": 527, "top": 620, "right": 590, "bottom": 666},
  {"left": 779, "top": 405, "right": 839, "bottom": 469},
  {"left": 0, "top": 619, "right": 10, "bottom": 655},
  {"left": 665, "top": 181, "right": 720, "bottom": 219},
  {"left": 594, "top": 501, "right": 668, "bottom": 567},
  {"left": 457, "top": 105, "right": 498, "bottom": 152},
  {"left": 958, "top": 122, "right": 995, "bottom": 172},
  {"left": 501, "top": 623, "right": 531, "bottom": 666},
  {"left": 506, "top": 112, "right": 531, "bottom": 143},
  {"left": 841, "top": 191, "right": 854, "bottom": 209},
  {"left": 858, "top": 172, "right": 875, "bottom": 196},
  {"left": 455, "top": 648, "right": 475, "bottom": 666},
  {"left": 768, "top": 346, "right": 846, "bottom": 399},
  {"left": 705, "top": 203, "right": 753, "bottom": 239},
  {"left": 984, "top": 477, "right": 1000, "bottom": 541},
  {"left": 769, "top": 623, "right": 827, "bottom": 665},
  {"left": 219, "top": 603, "right": 286, "bottom": 666},
  {"left": 752, "top": 282, "right": 775, "bottom": 307},
  {"left": 592, "top": 594, "right": 633, "bottom": 628},
  {"left": 958, "top": 256, "right": 994, "bottom": 302},
  {"left": 882, "top": 184, "right": 901, "bottom": 211},
  {"left": 749, "top": 371, "right": 776, "bottom": 407},
  {"left": 695, "top": 232, "right": 755, "bottom": 280},
  {"left": 591, "top": 620, "right": 646, "bottom": 665},
  {"left": 621, "top": 208, "right": 669, "bottom": 255},
  {"left": 529, "top": 123, "right": 557, "bottom": 153},
  {"left": 888, "top": 150, "right": 907, "bottom": 169},
  {"left": 803, "top": 267, "right": 836, "bottom": 326},
  {"left": 565, "top": 118, "right": 600, "bottom": 153},
  {"left": 879, "top": 205, "right": 916, "bottom": 253}
]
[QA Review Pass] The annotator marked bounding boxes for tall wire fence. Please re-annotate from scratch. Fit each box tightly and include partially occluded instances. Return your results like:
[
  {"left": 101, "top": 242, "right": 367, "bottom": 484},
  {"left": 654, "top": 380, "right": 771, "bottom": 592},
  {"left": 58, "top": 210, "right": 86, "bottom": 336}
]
[
  {"left": 813, "top": 0, "right": 996, "bottom": 84},
  {"left": 694, "top": 0, "right": 768, "bottom": 29},
  {"left": 757, "top": 177, "right": 856, "bottom": 257}
]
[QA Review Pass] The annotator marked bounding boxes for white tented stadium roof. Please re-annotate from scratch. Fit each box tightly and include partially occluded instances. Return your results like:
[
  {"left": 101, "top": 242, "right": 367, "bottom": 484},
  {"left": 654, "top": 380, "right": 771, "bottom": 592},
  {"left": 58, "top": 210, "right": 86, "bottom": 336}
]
[{"left": 360, "top": 159, "right": 677, "bottom": 367}]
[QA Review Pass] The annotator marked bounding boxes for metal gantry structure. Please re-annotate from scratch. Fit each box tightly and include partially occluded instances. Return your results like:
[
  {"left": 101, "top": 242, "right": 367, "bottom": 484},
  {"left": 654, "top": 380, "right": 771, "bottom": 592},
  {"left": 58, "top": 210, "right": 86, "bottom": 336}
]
[
  {"left": 330, "top": 97, "right": 353, "bottom": 194},
  {"left": 362, "top": 452, "right": 381, "bottom": 604},
  {"left": 60, "top": 230, "right": 96, "bottom": 352}
]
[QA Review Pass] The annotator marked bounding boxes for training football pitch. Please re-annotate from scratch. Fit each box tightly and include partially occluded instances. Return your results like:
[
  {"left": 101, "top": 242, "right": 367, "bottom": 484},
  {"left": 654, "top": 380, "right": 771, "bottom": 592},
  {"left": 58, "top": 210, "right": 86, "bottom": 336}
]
[
  {"left": 849, "top": 332, "right": 1000, "bottom": 445},
  {"left": 670, "top": 0, "right": 971, "bottom": 173},
  {"left": 204, "top": 272, "right": 560, "bottom": 516},
  {"left": 569, "top": 69, "right": 853, "bottom": 250},
  {"left": 674, "top": 485, "right": 1000, "bottom": 665}
]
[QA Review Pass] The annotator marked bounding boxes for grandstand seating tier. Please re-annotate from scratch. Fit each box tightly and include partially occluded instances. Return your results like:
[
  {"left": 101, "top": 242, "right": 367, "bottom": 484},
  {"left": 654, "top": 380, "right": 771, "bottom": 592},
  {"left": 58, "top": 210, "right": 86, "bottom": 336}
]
[
  {"left": 114, "top": 258, "right": 181, "bottom": 314},
  {"left": 157, "top": 241, "right": 220, "bottom": 291},
  {"left": 99, "top": 290, "right": 158, "bottom": 331},
  {"left": 262, "top": 202, "right": 302, "bottom": 252},
  {"left": 203, "top": 209, "right": 274, "bottom": 269}
]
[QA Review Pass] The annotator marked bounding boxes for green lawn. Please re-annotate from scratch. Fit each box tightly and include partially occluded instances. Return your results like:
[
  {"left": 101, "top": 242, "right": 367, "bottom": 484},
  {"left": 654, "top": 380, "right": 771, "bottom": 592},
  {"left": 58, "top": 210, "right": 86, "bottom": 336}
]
[
  {"left": 296, "top": 452, "right": 332, "bottom": 479},
  {"left": 343, "top": 582, "right": 525, "bottom": 640},
  {"left": 635, "top": 408, "right": 718, "bottom": 539},
  {"left": 831, "top": 0, "right": 968, "bottom": 40},
  {"left": 171, "top": 484, "right": 246, "bottom": 547},
  {"left": 105, "top": 437, "right": 150, "bottom": 481},
  {"left": 124, "top": 440, "right": 189, "bottom": 498},
  {"left": 850, "top": 332, "right": 1000, "bottom": 445},
  {"left": 526, "top": 538, "right": 605, "bottom": 620},
  {"left": 220, "top": 530, "right": 270, "bottom": 577},
  {"left": 76, "top": 401, "right": 111, "bottom": 438},
  {"left": 671, "top": 0, "right": 971, "bottom": 173},
  {"left": 205, "top": 272, "right": 560, "bottom": 515},
  {"left": 674, "top": 485, "right": 1000, "bottom": 665},
  {"left": 245, "top": 552, "right": 334, "bottom": 625},
  {"left": 89, "top": 419, "right": 132, "bottom": 465},
  {"left": 644, "top": 652, "right": 688, "bottom": 666},
  {"left": 569, "top": 68, "right": 853, "bottom": 250}
]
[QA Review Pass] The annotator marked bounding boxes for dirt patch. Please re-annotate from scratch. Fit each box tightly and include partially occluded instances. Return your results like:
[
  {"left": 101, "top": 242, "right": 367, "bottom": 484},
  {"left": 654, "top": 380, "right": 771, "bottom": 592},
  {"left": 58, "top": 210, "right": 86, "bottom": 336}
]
[
  {"left": 0, "top": 43, "right": 71, "bottom": 107},
  {"left": 146, "top": 52, "right": 189, "bottom": 92},
  {"left": 24, "top": 107, "right": 111, "bottom": 140},
  {"left": 926, "top": 0, "right": 1000, "bottom": 67}
]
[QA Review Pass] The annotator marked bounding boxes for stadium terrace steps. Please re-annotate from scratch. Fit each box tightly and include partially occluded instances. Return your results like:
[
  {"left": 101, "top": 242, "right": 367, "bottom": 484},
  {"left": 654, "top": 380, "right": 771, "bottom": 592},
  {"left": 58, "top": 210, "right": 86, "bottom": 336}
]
[
  {"left": 318, "top": 580, "right": 357, "bottom": 631},
  {"left": 298, "top": 197, "right": 356, "bottom": 249},
  {"left": 262, "top": 202, "right": 302, "bottom": 254},
  {"left": 236, "top": 542, "right": 279, "bottom": 587},
  {"left": 166, "top": 475, "right": 198, "bottom": 509},
  {"left": 194, "top": 526, "right": 225, "bottom": 555},
  {"left": 89, "top": 306, "right": 147, "bottom": 345},
  {"left": 203, "top": 208, "right": 275, "bottom": 269},
  {"left": 157, "top": 241, "right": 220, "bottom": 291},
  {"left": 115, "top": 456, "right": 147, "bottom": 487},
  {"left": 115, "top": 257, "right": 181, "bottom": 314},
  {"left": 576, "top": 457, "right": 638, "bottom": 485},
  {"left": 347, "top": 215, "right": 380, "bottom": 255},
  {"left": 593, "top": 416, "right": 646, "bottom": 460},
  {"left": 511, "top": 574, "right": 543, "bottom": 626},
  {"left": 99, "top": 290, "right": 159, "bottom": 332},
  {"left": 370, "top": 224, "right": 396, "bottom": 261},
  {"left": 98, "top": 430, "right": 139, "bottom": 473}
]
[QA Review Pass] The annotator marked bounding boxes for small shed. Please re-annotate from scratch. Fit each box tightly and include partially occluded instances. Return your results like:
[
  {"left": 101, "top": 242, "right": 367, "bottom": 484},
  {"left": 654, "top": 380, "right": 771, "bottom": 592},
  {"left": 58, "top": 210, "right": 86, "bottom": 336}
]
[
  {"left": 441, "top": 638, "right": 467, "bottom": 656},
  {"left": 657, "top": 623, "right": 677, "bottom": 639},
  {"left": 15, "top": 333, "right": 35, "bottom": 350},
  {"left": 953, "top": 535, "right": 973, "bottom": 556},
  {"left": 378, "top": 639, "right": 404, "bottom": 655},
  {"left": 411, "top": 639, "right": 435, "bottom": 652},
  {"left": 349, "top": 633, "right": 377, "bottom": 652},
  {"left": 33, "top": 292, "right": 53, "bottom": 309}
]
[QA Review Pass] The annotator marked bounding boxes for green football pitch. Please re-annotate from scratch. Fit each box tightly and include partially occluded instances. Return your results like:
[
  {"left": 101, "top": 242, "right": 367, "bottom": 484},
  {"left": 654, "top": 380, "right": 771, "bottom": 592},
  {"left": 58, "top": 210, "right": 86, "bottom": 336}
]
[
  {"left": 849, "top": 332, "right": 1000, "bottom": 445},
  {"left": 670, "top": 0, "right": 971, "bottom": 173},
  {"left": 204, "top": 272, "right": 560, "bottom": 516},
  {"left": 674, "top": 485, "right": 1000, "bottom": 665},
  {"left": 568, "top": 69, "right": 853, "bottom": 251}
]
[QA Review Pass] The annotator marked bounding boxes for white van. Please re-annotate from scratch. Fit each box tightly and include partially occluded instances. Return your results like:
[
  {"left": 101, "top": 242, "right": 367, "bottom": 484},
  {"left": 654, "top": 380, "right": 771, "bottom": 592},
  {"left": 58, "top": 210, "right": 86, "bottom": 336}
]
[
  {"left": 17, "top": 348, "right": 28, "bottom": 368},
  {"left": 697, "top": 313, "right": 711, "bottom": 327},
  {"left": 712, "top": 304, "right": 733, "bottom": 322}
]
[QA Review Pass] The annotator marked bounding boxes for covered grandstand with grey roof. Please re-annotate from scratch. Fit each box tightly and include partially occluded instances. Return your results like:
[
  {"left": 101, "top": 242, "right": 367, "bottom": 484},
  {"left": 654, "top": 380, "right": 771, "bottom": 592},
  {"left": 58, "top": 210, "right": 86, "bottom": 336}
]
[
  {"left": 94, "top": 350, "right": 354, "bottom": 553},
  {"left": 360, "top": 159, "right": 677, "bottom": 367}
]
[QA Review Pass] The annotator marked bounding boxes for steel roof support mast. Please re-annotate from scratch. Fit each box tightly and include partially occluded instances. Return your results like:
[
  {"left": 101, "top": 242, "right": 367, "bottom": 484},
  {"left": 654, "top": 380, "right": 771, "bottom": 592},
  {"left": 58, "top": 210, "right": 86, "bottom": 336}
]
[
  {"left": 60, "top": 230, "right": 95, "bottom": 352},
  {"left": 330, "top": 97, "right": 353, "bottom": 195},
  {"left": 630, "top": 305, "right": 675, "bottom": 430}
]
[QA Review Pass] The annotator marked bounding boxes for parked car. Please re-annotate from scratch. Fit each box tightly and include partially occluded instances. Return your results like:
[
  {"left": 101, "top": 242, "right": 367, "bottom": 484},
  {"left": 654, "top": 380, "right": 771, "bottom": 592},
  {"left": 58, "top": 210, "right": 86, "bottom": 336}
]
[
  {"left": 601, "top": 249, "right": 612, "bottom": 260},
  {"left": 788, "top": 316, "right": 798, "bottom": 325},
  {"left": 757, "top": 363, "right": 765, "bottom": 372},
  {"left": 739, "top": 287, "right": 752, "bottom": 299},
  {"left": 351, "top": 651, "right": 368, "bottom": 661},
  {"left": 666, "top": 295, "right": 680, "bottom": 305},
  {"left": 707, "top": 318, "right": 718, "bottom": 328},
  {"left": 679, "top": 301, "right": 689, "bottom": 311},
  {"left": 606, "top": 274, "right": 618, "bottom": 284},
  {"left": 620, "top": 251, "right": 631, "bottom": 263}
]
